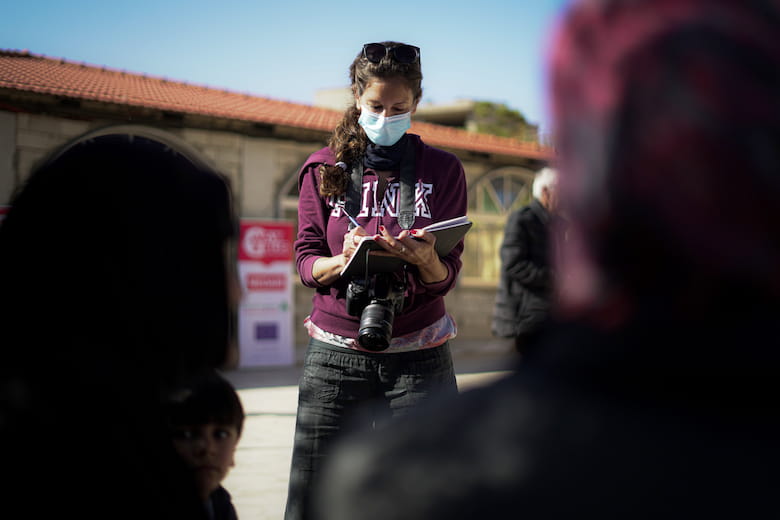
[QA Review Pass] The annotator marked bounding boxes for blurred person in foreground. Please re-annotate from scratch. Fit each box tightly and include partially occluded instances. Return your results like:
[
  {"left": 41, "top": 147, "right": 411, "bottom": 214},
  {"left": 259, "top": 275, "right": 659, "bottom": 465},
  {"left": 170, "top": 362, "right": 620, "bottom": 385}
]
[
  {"left": 312, "top": 0, "right": 780, "bottom": 518},
  {"left": 492, "top": 166, "right": 560, "bottom": 355},
  {"left": 0, "top": 126, "right": 239, "bottom": 519}
]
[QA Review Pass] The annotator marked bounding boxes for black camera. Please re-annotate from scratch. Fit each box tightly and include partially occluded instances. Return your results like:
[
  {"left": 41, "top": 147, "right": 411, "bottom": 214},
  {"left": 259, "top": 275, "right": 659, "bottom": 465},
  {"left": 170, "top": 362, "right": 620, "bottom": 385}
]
[{"left": 346, "top": 273, "right": 406, "bottom": 351}]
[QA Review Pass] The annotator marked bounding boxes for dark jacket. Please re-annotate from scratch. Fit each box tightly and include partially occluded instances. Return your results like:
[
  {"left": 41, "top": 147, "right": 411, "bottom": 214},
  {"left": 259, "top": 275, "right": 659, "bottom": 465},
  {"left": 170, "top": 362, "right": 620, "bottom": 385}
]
[
  {"left": 492, "top": 198, "right": 552, "bottom": 338},
  {"left": 207, "top": 486, "right": 238, "bottom": 520}
]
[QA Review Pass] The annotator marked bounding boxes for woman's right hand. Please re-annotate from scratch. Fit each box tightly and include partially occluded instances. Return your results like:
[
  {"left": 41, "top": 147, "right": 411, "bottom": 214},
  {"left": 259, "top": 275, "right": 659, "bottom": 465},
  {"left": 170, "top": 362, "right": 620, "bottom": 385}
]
[
  {"left": 312, "top": 226, "right": 369, "bottom": 286},
  {"left": 342, "top": 225, "right": 368, "bottom": 261}
]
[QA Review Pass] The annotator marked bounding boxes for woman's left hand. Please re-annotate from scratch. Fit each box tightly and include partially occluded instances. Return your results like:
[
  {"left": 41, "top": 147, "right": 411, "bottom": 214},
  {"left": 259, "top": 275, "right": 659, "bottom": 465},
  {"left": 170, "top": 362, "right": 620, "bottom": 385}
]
[{"left": 373, "top": 226, "right": 449, "bottom": 283}]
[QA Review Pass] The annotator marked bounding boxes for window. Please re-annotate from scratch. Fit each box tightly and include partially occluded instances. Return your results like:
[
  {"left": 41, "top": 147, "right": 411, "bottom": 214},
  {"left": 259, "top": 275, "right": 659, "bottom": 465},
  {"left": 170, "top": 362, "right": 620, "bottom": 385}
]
[{"left": 461, "top": 167, "right": 535, "bottom": 285}]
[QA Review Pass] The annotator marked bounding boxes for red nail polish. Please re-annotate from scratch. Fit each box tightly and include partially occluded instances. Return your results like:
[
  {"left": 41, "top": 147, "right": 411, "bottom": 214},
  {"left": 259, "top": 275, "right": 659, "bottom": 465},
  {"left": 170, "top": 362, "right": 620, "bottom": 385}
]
[
  {"left": 411, "top": 229, "right": 421, "bottom": 236},
  {"left": 379, "top": 225, "right": 386, "bottom": 232}
]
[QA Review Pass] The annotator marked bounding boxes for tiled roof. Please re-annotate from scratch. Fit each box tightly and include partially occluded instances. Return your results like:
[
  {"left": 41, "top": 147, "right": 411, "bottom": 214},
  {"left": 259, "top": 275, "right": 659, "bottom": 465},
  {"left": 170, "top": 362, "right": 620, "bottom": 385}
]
[{"left": 0, "top": 49, "right": 552, "bottom": 160}]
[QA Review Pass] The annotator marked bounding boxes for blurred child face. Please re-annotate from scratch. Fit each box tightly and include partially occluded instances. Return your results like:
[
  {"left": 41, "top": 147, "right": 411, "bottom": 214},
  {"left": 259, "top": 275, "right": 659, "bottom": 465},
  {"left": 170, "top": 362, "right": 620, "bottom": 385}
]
[{"left": 172, "top": 423, "right": 240, "bottom": 499}]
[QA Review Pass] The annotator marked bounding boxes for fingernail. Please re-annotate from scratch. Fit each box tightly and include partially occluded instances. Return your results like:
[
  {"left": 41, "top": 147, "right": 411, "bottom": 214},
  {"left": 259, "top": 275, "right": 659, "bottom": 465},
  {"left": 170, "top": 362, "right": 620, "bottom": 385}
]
[
  {"left": 411, "top": 229, "right": 421, "bottom": 236},
  {"left": 379, "top": 225, "right": 386, "bottom": 232}
]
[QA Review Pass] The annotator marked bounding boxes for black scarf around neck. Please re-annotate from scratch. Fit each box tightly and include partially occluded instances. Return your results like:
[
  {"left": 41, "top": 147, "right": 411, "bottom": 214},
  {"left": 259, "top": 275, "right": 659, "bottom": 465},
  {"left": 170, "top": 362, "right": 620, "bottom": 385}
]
[{"left": 363, "top": 134, "right": 409, "bottom": 171}]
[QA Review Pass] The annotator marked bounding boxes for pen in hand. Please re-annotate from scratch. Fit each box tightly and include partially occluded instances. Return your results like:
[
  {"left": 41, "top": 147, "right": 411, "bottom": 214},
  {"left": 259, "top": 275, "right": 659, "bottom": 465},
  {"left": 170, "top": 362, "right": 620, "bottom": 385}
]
[{"left": 339, "top": 204, "right": 361, "bottom": 229}]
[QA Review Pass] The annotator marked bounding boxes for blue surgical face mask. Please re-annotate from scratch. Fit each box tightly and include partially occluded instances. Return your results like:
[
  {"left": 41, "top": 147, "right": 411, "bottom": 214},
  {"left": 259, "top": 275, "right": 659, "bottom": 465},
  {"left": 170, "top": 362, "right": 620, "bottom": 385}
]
[{"left": 358, "top": 107, "right": 412, "bottom": 146}]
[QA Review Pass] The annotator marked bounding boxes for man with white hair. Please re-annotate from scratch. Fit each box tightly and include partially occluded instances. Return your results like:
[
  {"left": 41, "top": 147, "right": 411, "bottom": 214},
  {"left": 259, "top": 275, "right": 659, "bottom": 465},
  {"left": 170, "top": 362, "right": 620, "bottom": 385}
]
[{"left": 492, "top": 166, "right": 559, "bottom": 355}]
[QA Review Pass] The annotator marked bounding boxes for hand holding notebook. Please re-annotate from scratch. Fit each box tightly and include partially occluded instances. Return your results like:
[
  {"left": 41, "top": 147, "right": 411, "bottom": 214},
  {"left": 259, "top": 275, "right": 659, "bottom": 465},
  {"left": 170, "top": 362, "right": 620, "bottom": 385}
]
[{"left": 340, "top": 216, "right": 473, "bottom": 279}]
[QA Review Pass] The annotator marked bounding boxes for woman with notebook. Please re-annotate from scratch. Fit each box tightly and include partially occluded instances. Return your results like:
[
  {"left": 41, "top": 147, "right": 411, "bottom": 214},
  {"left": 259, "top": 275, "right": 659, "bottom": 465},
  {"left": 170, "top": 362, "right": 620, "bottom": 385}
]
[{"left": 286, "top": 41, "right": 468, "bottom": 520}]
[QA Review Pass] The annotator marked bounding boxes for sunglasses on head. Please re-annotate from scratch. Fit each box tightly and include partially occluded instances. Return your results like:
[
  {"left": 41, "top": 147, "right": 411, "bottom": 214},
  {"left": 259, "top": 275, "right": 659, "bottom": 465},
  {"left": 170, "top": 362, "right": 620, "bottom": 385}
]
[{"left": 362, "top": 43, "right": 420, "bottom": 64}]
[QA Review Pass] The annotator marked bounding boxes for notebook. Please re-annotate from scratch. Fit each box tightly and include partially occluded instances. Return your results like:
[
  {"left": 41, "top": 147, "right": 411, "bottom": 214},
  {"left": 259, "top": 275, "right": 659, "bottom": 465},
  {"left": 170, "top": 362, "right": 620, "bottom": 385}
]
[{"left": 340, "top": 216, "right": 473, "bottom": 279}]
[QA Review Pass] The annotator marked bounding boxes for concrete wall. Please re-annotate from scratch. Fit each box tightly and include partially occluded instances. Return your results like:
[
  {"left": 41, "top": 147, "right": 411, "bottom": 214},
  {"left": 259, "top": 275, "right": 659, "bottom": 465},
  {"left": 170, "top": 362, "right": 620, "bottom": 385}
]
[
  {"left": 238, "top": 138, "right": 314, "bottom": 218},
  {"left": 0, "top": 113, "right": 93, "bottom": 204},
  {"left": 0, "top": 113, "right": 322, "bottom": 215},
  {"left": 0, "top": 111, "right": 17, "bottom": 204}
]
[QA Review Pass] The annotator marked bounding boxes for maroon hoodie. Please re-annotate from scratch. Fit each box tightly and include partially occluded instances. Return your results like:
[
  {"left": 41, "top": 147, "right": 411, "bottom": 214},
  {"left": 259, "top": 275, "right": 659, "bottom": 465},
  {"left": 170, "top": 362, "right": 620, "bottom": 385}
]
[{"left": 294, "top": 134, "right": 468, "bottom": 340}]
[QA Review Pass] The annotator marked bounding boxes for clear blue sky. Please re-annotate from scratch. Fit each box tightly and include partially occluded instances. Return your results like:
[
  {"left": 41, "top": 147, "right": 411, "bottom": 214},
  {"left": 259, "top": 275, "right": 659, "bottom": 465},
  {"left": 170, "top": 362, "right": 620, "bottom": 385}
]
[{"left": 1, "top": 0, "right": 571, "bottom": 135}]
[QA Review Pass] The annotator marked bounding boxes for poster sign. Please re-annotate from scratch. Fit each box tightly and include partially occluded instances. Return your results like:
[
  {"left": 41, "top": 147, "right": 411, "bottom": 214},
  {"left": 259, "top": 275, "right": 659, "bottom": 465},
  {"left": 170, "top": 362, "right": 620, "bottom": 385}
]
[{"left": 237, "top": 220, "right": 295, "bottom": 367}]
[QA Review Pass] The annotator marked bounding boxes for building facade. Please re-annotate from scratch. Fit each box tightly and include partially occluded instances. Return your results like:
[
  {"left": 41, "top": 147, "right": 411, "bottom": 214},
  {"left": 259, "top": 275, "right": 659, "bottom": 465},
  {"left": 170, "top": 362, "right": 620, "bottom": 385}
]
[{"left": 0, "top": 49, "right": 552, "bottom": 361}]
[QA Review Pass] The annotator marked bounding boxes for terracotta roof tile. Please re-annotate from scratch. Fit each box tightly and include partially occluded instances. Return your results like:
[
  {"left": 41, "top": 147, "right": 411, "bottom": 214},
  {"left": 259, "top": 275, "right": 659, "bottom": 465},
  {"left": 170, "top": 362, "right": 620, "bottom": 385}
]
[{"left": 0, "top": 49, "right": 552, "bottom": 160}]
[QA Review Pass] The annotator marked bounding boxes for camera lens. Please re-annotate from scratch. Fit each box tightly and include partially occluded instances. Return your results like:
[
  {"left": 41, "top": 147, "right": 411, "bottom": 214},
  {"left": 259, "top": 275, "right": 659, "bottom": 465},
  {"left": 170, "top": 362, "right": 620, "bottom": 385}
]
[{"left": 358, "top": 301, "right": 395, "bottom": 351}]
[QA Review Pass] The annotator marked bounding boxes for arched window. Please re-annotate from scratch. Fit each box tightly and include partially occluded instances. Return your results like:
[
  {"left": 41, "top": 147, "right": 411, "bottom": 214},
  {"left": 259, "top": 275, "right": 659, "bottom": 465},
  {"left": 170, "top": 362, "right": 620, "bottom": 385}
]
[{"left": 461, "top": 166, "right": 536, "bottom": 285}]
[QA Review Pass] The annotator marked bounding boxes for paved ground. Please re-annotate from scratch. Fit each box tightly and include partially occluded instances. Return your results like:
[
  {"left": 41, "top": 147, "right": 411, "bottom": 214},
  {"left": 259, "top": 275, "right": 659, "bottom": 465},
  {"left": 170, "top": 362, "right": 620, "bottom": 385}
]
[{"left": 221, "top": 350, "right": 517, "bottom": 520}]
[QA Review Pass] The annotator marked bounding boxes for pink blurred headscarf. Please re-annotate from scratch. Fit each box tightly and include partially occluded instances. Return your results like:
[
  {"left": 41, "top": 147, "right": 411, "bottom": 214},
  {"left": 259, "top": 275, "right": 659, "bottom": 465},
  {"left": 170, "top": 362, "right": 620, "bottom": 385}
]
[{"left": 548, "top": 0, "right": 780, "bottom": 325}]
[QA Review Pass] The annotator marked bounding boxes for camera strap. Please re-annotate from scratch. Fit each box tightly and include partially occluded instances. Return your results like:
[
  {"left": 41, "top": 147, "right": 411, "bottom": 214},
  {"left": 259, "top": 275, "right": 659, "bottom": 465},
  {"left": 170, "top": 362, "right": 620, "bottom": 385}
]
[{"left": 348, "top": 138, "right": 416, "bottom": 230}]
